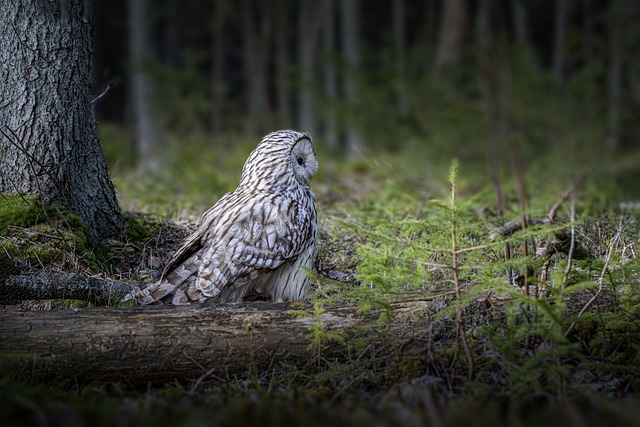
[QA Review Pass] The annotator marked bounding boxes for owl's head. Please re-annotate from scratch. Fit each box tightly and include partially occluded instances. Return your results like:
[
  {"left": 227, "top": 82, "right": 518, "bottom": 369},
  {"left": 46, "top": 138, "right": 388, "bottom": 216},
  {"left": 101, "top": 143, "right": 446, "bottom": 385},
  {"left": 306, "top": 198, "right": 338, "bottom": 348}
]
[{"left": 239, "top": 130, "right": 318, "bottom": 192}]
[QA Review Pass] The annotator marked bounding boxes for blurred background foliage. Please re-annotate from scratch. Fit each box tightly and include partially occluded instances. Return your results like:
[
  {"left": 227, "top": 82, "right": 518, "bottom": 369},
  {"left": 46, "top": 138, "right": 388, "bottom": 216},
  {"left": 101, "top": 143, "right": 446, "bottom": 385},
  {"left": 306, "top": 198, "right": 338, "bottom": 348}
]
[{"left": 93, "top": 0, "right": 640, "bottom": 217}]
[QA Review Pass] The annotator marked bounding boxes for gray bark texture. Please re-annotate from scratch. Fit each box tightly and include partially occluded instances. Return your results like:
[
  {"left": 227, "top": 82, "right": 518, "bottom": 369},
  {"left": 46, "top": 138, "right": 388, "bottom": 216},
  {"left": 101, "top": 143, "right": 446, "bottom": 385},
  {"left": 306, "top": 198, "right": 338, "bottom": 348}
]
[
  {"left": 0, "top": 0, "right": 125, "bottom": 239},
  {"left": 340, "top": 0, "right": 362, "bottom": 151},
  {"left": 552, "top": 0, "right": 569, "bottom": 85},
  {"left": 297, "top": 0, "right": 323, "bottom": 138},
  {"left": 242, "top": 0, "right": 270, "bottom": 133},
  {"left": 433, "top": 0, "right": 469, "bottom": 69},
  {"left": 0, "top": 299, "right": 460, "bottom": 384},
  {"left": 322, "top": 0, "right": 338, "bottom": 148},
  {"left": 0, "top": 273, "right": 132, "bottom": 306},
  {"left": 128, "top": 0, "right": 162, "bottom": 174}
]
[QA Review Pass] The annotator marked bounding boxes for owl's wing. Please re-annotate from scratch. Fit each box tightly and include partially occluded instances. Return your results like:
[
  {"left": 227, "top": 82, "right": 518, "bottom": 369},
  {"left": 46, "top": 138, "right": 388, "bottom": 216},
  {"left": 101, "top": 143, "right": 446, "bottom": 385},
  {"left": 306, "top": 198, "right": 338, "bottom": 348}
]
[
  {"left": 158, "top": 192, "right": 233, "bottom": 277},
  {"left": 135, "top": 193, "right": 233, "bottom": 304},
  {"left": 191, "top": 192, "right": 316, "bottom": 299}
]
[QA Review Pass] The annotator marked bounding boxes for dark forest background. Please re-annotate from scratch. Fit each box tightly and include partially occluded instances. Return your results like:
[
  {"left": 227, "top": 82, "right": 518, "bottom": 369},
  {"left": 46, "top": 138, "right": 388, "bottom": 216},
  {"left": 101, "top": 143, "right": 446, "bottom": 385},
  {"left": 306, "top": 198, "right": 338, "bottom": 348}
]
[{"left": 92, "top": 0, "right": 640, "bottom": 185}]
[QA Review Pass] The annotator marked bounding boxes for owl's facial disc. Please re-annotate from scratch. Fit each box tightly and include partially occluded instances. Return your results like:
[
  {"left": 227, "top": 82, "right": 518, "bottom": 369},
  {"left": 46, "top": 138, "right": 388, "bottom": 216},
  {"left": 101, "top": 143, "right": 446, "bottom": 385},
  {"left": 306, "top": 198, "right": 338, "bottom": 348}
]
[{"left": 290, "top": 137, "right": 318, "bottom": 186}]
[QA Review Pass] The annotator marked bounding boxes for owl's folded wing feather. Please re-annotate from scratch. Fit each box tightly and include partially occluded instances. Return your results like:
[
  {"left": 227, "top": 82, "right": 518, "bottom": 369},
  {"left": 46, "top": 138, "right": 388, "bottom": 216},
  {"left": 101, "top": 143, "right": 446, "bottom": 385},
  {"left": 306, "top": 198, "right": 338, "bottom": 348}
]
[
  {"left": 190, "top": 193, "right": 315, "bottom": 300},
  {"left": 137, "top": 192, "right": 315, "bottom": 305},
  {"left": 134, "top": 192, "right": 232, "bottom": 304}
]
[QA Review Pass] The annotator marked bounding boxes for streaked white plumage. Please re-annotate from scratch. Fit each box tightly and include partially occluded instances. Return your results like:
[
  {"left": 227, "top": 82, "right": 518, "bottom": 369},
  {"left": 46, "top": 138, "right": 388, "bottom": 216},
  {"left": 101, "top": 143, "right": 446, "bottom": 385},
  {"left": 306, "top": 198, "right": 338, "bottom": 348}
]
[{"left": 135, "top": 130, "right": 318, "bottom": 305}]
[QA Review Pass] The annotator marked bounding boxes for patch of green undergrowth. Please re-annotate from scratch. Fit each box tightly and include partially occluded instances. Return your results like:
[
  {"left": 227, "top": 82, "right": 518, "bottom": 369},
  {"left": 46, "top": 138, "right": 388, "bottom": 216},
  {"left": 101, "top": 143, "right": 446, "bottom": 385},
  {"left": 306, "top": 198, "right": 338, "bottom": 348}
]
[{"left": 321, "top": 154, "right": 640, "bottom": 398}]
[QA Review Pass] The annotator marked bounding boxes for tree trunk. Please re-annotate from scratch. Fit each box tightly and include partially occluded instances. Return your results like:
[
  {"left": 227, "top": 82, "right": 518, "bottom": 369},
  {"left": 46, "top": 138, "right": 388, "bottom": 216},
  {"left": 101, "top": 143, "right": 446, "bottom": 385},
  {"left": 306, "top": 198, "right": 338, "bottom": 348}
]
[
  {"left": 129, "top": 0, "right": 162, "bottom": 173},
  {"left": 476, "top": 0, "right": 504, "bottom": 219},
  {"left": 393, "top": 0, "right": 408, "bottom": 113},
  {"left": 608, "top": 0, "right": 627, "bottom": 148},
  {"left": 322, "top": 0, "right": 338, "bottom": 148},
  {"left": 298, "top": 0, "right": 319, "bottom": 138},
  {"left": 433, "top": 0, "right": 469, "bottom": 69},
  {"left": 511, "top": 0, "right": 530, "bottom": 52},
  {"left": 241, "top": 0, "right": 270, "bottom": 134},
  {"left": 163, "top": 0, "right": 181, "bottom": 70},
  {"left": 340, "top": 0, "right": 362, "bottom": 151},
  {"left": 211, "top": 0, "right": 228, "bottom": 136},
  {"left": 274, "top": 0, "right": 293, "bottom": 129},
  {"left": 552, "top": 0, "right": 569, "bottom": 85},
  {"left": 0, "top": 0, "right": 125, "bottom": 239},
  {"left": 0, "top": 298, "right": 464, "bottom": 383}
]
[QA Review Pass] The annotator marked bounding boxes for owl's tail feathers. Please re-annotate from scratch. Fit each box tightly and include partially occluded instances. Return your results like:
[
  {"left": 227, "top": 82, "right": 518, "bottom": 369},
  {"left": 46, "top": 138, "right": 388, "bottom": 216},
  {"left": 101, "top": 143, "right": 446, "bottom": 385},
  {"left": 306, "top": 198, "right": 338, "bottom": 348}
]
[
  {"left": 119, "top": 283, "right": 163, "bottom": 305},
  {"left": 120, "top": 284, "right": 142, "bottom": 304},
  {"left": 129, "top": 278, "right": 178, "bottom": 305},
  {"left": 122, "top": 276, "right": 199, "bottom": 305}
]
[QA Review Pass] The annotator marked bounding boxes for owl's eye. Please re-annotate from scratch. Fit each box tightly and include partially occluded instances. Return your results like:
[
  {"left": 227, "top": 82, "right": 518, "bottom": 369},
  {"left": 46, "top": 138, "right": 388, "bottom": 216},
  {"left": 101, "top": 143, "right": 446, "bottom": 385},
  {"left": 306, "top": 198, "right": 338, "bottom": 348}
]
[{"left": 297, "top": 156, "right": 305, "bottom": 166}]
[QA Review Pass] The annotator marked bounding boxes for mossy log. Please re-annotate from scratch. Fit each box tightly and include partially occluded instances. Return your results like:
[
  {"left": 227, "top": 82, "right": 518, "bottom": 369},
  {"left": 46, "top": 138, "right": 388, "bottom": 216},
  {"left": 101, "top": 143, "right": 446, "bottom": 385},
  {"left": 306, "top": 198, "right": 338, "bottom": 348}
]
[{"left": 0, "top": 299, "right": 462, "bottom": 384}]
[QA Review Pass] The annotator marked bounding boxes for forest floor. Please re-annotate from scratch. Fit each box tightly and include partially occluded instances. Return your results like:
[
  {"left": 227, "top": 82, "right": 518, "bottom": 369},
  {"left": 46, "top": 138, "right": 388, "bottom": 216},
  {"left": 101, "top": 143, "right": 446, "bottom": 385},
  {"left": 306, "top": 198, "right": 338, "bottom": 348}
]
[{"left": 1, "top": 136, "right": 640, "bottom": 426}]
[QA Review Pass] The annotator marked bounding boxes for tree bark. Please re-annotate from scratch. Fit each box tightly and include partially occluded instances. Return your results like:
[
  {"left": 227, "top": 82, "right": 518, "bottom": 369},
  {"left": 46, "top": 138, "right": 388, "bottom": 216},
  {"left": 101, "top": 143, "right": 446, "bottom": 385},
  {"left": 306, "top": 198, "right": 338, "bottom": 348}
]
[
  {"left": 608, "top": 0, "right": 628, "bottom": 148},
  {"left": 274, "top": 0, "right": 292, "bottom": 129},
  {"left": 340, "top": 0, "right": 362, "bottom": 151},
  {"left": 0, "top": 0, "right": 125, "bottom": 239},
  {"left": 242, "top": 0, "right": 270, "bottom": 134},
  {"left": 297, "top": 0, "right": 320, "bottom": 138},
  {"left": 128, "top": 0, "right": 163, "bottom": 173},
  {"left": 511, "top": 0, "right": 530, "bottom": 52},
  {"left": 0, "top": 273, "right": 133, "bottom": 306},
  {"left": 0, "top": 298, "right": 460, "bottom": 384},
  {"left": 211, "top": 0, "right": 228, "bottom": 136},
  {"left": 322, "top": 0, "right": 338, "bottom": 148},
  {"left": 433, "top": 0, "right": 469, "bottom": 69},
  {"left": 393, "top": 0, "right": 408, "bottom": 113},
  {"left": 552, "top": 0, "right": 569, "bottom": 85}
]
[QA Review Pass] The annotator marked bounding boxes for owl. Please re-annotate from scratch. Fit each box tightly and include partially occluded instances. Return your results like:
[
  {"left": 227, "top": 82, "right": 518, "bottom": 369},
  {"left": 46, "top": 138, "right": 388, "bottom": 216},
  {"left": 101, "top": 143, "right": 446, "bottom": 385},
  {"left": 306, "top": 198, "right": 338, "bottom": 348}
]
[{"left": 135, "top": 130, "right": 318, "bottom": 305}]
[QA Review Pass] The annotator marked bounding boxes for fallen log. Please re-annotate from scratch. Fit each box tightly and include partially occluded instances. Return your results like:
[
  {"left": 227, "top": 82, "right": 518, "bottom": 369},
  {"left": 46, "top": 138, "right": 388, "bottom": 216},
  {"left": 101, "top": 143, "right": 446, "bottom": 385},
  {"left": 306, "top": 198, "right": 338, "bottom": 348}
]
[{"left": 0, "top": 298, "right": 462, "bottom": 384}]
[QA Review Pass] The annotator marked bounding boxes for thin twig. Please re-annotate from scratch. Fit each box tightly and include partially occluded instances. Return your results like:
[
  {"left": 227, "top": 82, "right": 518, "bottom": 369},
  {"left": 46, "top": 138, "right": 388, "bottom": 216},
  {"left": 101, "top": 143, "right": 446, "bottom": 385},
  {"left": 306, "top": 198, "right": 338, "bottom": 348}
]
[
  {"left": 6, "top": 225, "right": 64, "bottom": 240},
  {"left": 91, "top": 83, "right": 112, "bottom": 104},
  {"left": 562, "top": 196, "right": 577, "bottom": 287}
]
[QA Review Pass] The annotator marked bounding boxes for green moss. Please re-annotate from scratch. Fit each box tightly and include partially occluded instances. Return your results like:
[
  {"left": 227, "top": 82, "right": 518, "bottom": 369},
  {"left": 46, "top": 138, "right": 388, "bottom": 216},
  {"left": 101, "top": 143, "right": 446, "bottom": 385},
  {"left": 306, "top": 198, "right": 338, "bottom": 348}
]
[
  {"left": 125, "top": 215, "right": 161, "bottom": 242},
  {"left": 25, "top": 244, "right": 58, "bottom": 265},
  {"left": 0, "top": 194, "right": 48, "bottom": 233}
]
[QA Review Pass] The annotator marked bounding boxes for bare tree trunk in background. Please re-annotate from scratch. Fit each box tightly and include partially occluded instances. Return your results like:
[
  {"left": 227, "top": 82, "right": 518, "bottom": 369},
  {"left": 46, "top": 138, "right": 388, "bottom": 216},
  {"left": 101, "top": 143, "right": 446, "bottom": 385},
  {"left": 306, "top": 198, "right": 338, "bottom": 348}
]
[
  {"left": 423, "top": 0, "right": 438, "bottom": 59},
  {"left": 322, "top": 0, "right": 338, "bottom": 148},
  {"left": 0, "top": 0, "right": 125, "bottom": 239},
  {"left": 298, "top": 0, "right": 319, "bottom": 138},
  {"left": 242, "top": 0, "right": 270, "bottom": 134},
  {"left": 581, "top": 0, "right": 595, "bottom": 63},
  {"left": 433, "top": 0, "right": 469, "bottom": 69},
  {"left": 163, "top": 0, "right": 180, "bottom": 69},
  {"left": 393, "top": 0, "right": 408, "bottom": 113},
  {"left": 511, "top": 0, "right": 531, "bottom": 53},
  {"left": 275, "top": 0, "right": 293, "bottom": 129},
  {"left": 211, "top": 0, "right": 227, "bottom": 136},
  {"left": 340, "top": 0, "right": 362, "bottom": 151},
  {"left": 552, "top": 0, "right": 569, "bottom": 85},
  {"left": 608, "top": 0, "right": 627, "bottom": 148},
  {"left": 129, "top": 0, "right": 162, "bottom": 173},
  {"left": 476, "top": 0, "right": 504, "bottom": 218}
]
